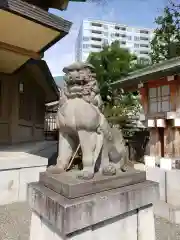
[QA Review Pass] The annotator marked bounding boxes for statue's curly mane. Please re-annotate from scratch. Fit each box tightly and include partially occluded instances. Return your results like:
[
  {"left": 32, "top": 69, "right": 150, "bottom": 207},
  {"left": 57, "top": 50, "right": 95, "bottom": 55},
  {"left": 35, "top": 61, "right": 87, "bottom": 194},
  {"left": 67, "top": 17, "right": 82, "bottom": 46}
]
[{"left": 62, "top": 62, "right": 102, "bottom": 108}]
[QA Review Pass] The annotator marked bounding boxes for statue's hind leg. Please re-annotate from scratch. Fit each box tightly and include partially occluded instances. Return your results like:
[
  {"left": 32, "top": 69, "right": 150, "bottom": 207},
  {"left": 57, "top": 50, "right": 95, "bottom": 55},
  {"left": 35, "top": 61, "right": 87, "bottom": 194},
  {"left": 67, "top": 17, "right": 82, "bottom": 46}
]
[
  {"left": 77, "top": 130, "right": 103, "bottom": 180},
  {"left": 47, "top": 132, "right": 77, "bottom": 174}
]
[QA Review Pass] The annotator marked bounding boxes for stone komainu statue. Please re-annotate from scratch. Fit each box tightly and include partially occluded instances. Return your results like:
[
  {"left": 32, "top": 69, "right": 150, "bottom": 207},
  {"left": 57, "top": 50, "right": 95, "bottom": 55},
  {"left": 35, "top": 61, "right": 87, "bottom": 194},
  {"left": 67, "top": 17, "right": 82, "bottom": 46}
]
[{"left": 48, "top": 62, "right": 128, "bottom": 179}]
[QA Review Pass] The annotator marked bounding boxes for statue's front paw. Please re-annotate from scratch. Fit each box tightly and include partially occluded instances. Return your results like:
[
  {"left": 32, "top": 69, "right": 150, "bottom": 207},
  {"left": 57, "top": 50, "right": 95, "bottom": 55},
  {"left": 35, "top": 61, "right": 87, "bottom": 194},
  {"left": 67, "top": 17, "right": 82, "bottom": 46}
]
[
  {"left": 77, "top": 170, "right": 94, "bottom": 180},
  {"left": 46, "top": 165, "right": 65, "bottom": 174},
  {"left": 102, "top": 164, "right": 116, "bottom": 176}
]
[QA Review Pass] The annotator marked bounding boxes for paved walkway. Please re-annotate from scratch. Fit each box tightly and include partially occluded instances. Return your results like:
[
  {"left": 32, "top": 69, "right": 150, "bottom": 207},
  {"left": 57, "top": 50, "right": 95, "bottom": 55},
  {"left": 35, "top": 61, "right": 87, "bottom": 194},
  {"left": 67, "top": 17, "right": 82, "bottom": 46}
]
[{"left": 0, "top": 202, "right": 180, "bottom": 240}]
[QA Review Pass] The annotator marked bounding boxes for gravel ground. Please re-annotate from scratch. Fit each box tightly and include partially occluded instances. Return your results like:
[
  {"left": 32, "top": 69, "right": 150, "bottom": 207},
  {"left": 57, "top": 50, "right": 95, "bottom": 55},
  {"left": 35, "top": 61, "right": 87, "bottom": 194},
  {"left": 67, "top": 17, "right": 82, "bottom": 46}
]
[
  {"left": 0, "top": 202, "right": 31, "bottom": 240},
  {"left": 0, "top": 202, "right": 180, "bottom": 240}
]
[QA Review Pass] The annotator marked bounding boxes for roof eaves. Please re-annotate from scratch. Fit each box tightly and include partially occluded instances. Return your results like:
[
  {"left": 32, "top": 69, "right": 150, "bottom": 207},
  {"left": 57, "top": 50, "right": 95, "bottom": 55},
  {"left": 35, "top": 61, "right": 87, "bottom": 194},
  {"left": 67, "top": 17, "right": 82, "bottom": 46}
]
[
  {"left": 0, "top": 0, "right": 72, "bottom": 33},
  {"left": 112, "top": 57, "right": 180, "bottom": 88}
]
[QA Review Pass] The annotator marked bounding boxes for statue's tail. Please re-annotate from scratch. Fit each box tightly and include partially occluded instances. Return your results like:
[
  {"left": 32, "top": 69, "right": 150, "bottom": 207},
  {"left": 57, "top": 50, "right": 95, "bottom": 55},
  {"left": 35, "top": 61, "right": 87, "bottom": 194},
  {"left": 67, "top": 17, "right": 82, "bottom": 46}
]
[
  {"left": 98, "top": 115, "right": 129, "bottom": 168},
  {"left": 109, "top": 127, "right": 128, "bottom": 162}
]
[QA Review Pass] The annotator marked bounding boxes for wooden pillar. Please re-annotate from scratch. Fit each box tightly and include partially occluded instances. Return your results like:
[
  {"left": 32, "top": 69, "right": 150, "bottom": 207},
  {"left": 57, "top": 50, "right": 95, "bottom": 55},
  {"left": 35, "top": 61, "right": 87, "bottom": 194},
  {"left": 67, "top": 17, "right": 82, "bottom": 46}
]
[
  {"left": 170, "top": 80, "right": 177, "bottom": 111},
  {"left": 139, "top": 84, "right": 148, "bottom": 114},
  {"left": 9, "top": 77, "right": 19, "bottom": 143}
]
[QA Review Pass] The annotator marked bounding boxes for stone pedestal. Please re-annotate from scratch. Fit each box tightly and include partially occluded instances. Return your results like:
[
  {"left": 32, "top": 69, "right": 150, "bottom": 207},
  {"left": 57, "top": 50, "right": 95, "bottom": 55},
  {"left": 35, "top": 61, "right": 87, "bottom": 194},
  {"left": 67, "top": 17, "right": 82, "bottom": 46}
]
[{"left": 28, "top": 171, "right": 159, "bottom": 240}]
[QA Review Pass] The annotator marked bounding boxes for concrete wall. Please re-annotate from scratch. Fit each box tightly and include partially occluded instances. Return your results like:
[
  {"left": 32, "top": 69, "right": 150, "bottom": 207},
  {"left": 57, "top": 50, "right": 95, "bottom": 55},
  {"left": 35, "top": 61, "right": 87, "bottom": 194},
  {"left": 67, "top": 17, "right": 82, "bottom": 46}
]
[
  {"left": 0, "top": 140, "right": 58, "bottom": 205},
  {"left": 0, "top": 165, "right": 46, "bottom": 205}
]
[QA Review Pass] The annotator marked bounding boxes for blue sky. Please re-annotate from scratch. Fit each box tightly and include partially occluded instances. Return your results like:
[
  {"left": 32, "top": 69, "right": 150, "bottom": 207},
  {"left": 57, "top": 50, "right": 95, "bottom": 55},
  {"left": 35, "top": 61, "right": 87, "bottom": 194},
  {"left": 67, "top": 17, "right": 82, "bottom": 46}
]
[{"left": 44, "top": 0, "right": 168, "bottom": 76}]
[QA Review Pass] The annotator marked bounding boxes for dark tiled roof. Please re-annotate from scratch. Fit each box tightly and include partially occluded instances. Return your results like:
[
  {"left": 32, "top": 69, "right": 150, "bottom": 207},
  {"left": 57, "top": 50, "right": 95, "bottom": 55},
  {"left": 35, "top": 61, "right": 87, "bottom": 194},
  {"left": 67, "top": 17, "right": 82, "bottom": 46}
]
[{"left": 0, "top": 0, "right": 72, "bottom": 33}]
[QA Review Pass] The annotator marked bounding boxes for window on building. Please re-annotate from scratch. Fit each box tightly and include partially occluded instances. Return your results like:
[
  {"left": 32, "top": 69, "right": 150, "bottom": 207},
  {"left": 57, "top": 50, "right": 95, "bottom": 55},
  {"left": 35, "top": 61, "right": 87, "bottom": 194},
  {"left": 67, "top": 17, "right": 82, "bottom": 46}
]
[
  {"left": 140, "top": 44, "right": 149, "bottom": 48},
  {"left": 91, "top": 22, "right": 102, "bottom": 27},
  {"left": 115, "top": 26, "right": 120, "bottom": 30},
  {"left": 127, "top": 36, "right": 132, "bottom": 40},
  {"left": 120, "top": 41, "right": 126, "bottom": 45},
  {"left": 91, "top": 44, "right": 101, "bottom": 49},
  {"left": 91, "top": 37, "right": 102, "bottom": 42},
  {"left": 140, "top": 51, "right": 149, "bottom": 55},
  {"left": 115, "top": 26, "right": 126, "bottom": 31},
  {"left": 120, "top": 34, "right": 126, "bottom": 38},
  {"left": 120, "top": 27, "right": 126, "bottom": 31},
  {"left": 115, "top": 33, "right": 120, "bottom": 37},
  {"left": 149, "top": 85, "right": 171, "bottom": 113},
  {"left": 91, "top": 30, "right": 102, "bottom": 34},
  {"left": 134, "top": 36, "right": 140, "bottom": 41},
  {"left": 140, "top": 30, "right": 149, "bottom": 34},
  {"left": 104, "top": 32, "right": 108, "bottom": 37},
  {"left": 138, "top": 58, "right": 150, "bottom": 65},
  {"left": 140, "top": 36, "right": 149, "bottom": 41},
  {"left": 83, "top": 44, "right": 90, "bottom": 49},
  {"left": 104, "top": 25, "right": 108, "bottom": 30},
  {"left": 134, "top": 43, "right": 139, "bottom": 48}
]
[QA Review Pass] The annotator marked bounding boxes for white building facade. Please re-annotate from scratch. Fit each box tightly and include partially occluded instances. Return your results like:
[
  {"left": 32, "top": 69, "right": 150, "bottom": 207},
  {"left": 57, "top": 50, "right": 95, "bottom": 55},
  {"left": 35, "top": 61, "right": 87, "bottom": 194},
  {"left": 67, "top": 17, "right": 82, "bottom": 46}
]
[{"left": 75, "top": 19, "right": 154, "bottom": 63}]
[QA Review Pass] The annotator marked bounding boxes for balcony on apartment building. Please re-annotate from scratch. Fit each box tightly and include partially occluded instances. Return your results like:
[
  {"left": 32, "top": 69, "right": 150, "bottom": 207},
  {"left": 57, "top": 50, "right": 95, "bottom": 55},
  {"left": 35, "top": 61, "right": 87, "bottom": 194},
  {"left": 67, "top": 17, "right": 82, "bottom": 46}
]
[
  {"left": 90, "top": 44, "right": 102, "bottom": 51},
  {"left": 139, "top": 36, "right": 150, "bottom": 42},
  {"left": 91, "top": 37, "right": 102, "bottom": 45},
  {"left": 90, "top": 22, "right": 103, "bottom": 32},
  {"left": 91, "top": 29, "right": 103, "bottom": 37},
  {"left": 139, "top": 43, "right": 150, "bottom": 49},
  {"left": 114, "top": 25, "right": 127, "bottom": 32}
]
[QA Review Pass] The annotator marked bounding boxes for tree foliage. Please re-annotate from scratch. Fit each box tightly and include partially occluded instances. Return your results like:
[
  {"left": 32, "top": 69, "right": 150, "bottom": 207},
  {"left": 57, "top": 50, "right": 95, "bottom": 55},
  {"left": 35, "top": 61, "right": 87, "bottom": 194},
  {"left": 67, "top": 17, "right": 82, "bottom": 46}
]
[
  {"left": 87, "top": 40, "right": 148, "bottom": 104},
  {"left": 151, "top": 1, "right": 180, "bottom": 63},
  {"left": 87, "top": 41, "right": 147, "bottom": 136}
]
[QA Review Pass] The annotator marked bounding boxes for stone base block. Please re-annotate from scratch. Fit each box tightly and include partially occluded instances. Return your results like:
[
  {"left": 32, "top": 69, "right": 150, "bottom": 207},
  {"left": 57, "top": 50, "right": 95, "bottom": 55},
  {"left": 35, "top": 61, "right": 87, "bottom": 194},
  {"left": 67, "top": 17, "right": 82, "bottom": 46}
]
[
  {"left": 40, "top": 170, "right": 146, "bottom": 198},
  {"left": 30, "top": 206, "right": 155, "bottom": 240},
  {"left": 28, "top": 180, "right": 159, "bottom": 240}
]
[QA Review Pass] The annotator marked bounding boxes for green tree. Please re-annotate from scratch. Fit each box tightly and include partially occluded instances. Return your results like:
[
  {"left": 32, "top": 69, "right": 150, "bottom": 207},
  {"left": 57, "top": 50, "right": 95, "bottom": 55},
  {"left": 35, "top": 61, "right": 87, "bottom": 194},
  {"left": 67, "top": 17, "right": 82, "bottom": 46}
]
[
  {"left": 87, "top": 41, "right": 147, "bottom": 136},
  {"left": 87, "top": 40, "right": 147, "bottom": 104},
  {"left": 151, "top": 1, "right": 180, "bottom": 63}
]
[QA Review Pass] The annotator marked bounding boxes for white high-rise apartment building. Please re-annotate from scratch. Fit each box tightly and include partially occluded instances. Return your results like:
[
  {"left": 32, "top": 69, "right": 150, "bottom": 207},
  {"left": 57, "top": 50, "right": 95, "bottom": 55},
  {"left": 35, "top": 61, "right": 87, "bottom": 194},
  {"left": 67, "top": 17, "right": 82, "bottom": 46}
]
[{"left": 75, "top": 19, "right": 154, "bottom": 63}]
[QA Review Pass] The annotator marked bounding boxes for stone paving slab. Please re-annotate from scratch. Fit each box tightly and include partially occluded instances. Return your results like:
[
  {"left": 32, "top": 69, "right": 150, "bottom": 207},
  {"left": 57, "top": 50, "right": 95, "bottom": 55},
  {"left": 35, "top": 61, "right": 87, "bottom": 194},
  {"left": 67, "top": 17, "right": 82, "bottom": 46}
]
[{"left": 0, "top": 202, "right": 180, "bottom": 240}]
